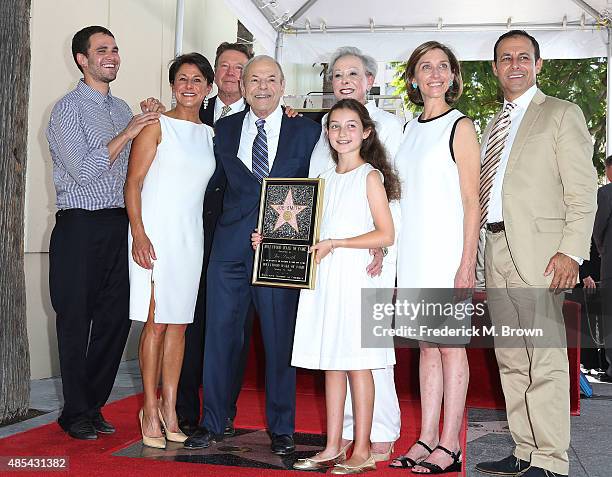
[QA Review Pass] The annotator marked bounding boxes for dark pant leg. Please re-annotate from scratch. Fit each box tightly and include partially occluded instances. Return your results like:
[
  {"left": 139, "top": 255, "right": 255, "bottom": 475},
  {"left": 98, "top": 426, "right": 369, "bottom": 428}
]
[
  {"left": 177, "top": 264, "right": 207, "bottom": 424},
  {"left": 601, "top": 278, "right": 612, "bottom": 376},
  {"left": 227, "top": 306, "right": 255, "bottom": 421},
  {"left": 50, "top": 212, "right": 93, "bottom": 428},
  {"left": 202, "top": 260, "right": 252, "bottom": 435},
  {"left": 251, "top": 286, "right": 299, "bottom": 436},
  {"left": 86, "top": 213, "right": 131, "bottom": 415},
  {"left": 178, "top": 274, "right": 256, "bottom": 425}
]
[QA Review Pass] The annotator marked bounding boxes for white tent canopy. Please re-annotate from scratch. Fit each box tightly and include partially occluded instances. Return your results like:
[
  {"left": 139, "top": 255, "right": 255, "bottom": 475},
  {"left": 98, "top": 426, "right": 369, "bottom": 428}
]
[
  {"left": 186, "top": 0, "right": 612, "bottom": 155},
  {"left": 222, "top": 0, "right": 611, "bottom": 61}
]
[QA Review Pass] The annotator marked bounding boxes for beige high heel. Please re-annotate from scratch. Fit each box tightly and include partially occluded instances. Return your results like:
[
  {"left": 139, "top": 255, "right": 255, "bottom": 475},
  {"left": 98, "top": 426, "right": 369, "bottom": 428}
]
[
  {"left": 293, "top": 441, "right": 353, "bottom": 471},
  {"left": 158, "top": 408, "right": 188, "bottom": 443},
  {"left": 331, "top": 455, "right": 377, "bottom": 474},
  {"left": 371, "top": 442, "right": 394, "bottom": 462},
  {"left": 139, "top": 408, "right": 166, "bottom": 449}
]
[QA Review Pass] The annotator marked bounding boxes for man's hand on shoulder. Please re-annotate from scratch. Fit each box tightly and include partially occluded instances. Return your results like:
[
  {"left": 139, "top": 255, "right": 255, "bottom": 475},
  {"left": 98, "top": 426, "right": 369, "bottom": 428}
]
[
  {"left": 284, "top": 106, "right": 301, "bottom": 118},
  {"left": 122, "top": 112, "right": 161, "bottom": 140},
  {"left": 544, "top": 252, "right": 579, "bottom": 293},
  {"left": 139, "top": 97, "right": 166, "bottom": 113}
]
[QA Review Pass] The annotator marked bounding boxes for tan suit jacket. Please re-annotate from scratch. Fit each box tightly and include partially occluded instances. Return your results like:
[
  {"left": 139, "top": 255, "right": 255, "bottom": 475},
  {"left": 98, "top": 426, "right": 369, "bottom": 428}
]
[{"left": 482, "top": 89, "right": 598, "bottom": 286}]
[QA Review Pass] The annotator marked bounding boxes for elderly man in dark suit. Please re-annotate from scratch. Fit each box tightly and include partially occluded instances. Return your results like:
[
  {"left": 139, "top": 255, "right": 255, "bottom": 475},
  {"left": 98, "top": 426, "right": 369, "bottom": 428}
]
[
  {"left": 184, "top": 55, "right": 320, "bottom": 455},
  {"left": 593, "top": 156, "right": 612, "bottom": 381}
]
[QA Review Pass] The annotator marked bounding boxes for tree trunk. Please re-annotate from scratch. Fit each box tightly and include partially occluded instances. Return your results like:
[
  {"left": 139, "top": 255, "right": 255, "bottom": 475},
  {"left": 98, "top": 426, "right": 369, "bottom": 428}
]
[{"left": 0, "top": 0, "right": 31, "bottom": 424}]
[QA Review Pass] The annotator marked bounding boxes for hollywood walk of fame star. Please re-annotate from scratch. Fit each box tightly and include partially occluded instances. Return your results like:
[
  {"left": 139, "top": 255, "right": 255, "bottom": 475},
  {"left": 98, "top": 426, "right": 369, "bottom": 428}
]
[
  {"left": 118, "top": 428, "right": 324, "bottom": 471},
  {"left": 270, "top": 188, "right": 307, "bottom": 233},
  {"left": 467, "top": 420, "right": 510, "bottom": 442}
]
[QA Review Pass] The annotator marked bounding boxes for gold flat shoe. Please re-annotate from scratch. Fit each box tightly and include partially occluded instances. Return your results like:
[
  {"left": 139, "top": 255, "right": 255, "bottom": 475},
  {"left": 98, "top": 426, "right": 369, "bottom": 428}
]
[
  {"left": 331, "top": 455, "right": 376, "bottom": 474},
  {"left": 293, "top": 442, "right": 352, "bottom": 471},
  {"left": 158, "top": 408, "right": 188, "bottom": 443},
  {"left": 139, "top": 409, "right": 166, "bottom": 449},
  {"left": 372, "top": 442, "right": 394, "bottom": 462}
]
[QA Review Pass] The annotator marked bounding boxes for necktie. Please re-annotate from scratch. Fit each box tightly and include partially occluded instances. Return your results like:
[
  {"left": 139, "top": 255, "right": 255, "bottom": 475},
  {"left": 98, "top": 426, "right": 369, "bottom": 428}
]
[
  {"left": 219, "top": 104, "right": 232, "bottom": 119},
  {"left": 252, "top": 118, "right": 269, "bottom": 182},
  {"left": 479, "top": 102, "right": 516, "bottom": 228}
]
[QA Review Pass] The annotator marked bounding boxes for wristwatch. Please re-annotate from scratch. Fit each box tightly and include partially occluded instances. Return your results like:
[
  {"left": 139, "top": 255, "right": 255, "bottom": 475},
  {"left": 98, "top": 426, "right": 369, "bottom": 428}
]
[{"left": 381, "top": 247, "right": 388, "bottom": 257}]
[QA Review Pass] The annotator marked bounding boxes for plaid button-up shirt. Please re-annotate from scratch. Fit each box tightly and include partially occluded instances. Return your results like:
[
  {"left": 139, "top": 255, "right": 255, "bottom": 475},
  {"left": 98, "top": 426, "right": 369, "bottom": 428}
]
[{"left": 47, "top": 80, "right": 133, "bottom": 210}]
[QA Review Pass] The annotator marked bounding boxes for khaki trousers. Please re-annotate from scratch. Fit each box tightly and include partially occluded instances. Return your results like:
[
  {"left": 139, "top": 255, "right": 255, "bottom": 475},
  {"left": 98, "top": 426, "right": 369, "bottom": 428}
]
[{"left": 485, "top": 230, "right": 570, "bottom": 475}]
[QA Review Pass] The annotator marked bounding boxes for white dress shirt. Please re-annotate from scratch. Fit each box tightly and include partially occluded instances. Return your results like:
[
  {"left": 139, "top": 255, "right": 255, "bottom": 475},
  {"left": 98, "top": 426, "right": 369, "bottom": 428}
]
[
  {"left": 237, "top": 104, "right": 283, "bottom": 172},
  {"left": 485, "top": 84, "right": 582, "bottom": 264},
  {"left": 485, "top": 84, "right": 537, "bottom": 224},
  {"left": 213, "top": 96, "right": 245, "bottom": 124}
]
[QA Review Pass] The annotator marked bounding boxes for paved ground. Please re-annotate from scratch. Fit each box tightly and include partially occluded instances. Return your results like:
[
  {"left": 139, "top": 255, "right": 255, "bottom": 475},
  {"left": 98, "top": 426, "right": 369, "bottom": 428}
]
[{"left": 2, "top": 360, "right": 610, "bottom": 476}]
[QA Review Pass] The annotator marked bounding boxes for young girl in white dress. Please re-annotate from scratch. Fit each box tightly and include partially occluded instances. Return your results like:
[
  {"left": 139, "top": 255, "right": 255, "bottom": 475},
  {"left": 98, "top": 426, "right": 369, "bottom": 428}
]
[{"left": 253, "top": 98, "right": 400, "bottom": 474}]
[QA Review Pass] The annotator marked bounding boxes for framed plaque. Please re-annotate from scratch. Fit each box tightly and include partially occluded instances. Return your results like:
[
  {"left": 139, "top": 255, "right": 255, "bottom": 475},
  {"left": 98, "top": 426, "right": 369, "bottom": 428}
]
[{"left": 252, "top": 178, "right": 324, "bottom": 289}]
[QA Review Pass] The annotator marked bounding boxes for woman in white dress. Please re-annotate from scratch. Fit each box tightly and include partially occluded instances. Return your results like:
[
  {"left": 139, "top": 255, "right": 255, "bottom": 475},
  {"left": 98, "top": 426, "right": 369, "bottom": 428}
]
[
  {"left": 388, "top": 42, "right": 480, "bottom": 475},
  {"left": 281, "top": 99, "right": 400, "bottom": 473},
  {"left": 124, "top": 53, "right": 216, "bottom": 449},
  {"left": 308, "top": 46, "right": 403, "bottom": 462}
]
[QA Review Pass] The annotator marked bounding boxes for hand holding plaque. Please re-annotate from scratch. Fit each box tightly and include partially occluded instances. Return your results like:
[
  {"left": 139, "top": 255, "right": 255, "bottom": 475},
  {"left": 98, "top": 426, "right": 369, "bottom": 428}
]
[{"left": 252, "top": 178, "right": 324, "bottom": 289}]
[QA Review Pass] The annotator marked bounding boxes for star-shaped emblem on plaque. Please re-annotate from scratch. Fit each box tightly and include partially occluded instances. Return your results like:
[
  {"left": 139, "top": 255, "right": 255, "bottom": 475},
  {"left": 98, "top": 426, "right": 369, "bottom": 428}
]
[{"left": 270, "top": 188, "right": 307, "bottom": 233}]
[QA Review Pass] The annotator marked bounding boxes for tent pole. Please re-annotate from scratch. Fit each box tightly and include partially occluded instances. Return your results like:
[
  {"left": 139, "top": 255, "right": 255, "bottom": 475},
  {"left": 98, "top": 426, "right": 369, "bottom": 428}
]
[
  {"left": 607, "top": 27, "right": 612, "bottom": 159},
  {"left": 287, "top": 0, "right": 320, "bottom": 24},
  {"left": 287, "top": 22, "right": 601, "bottom": 34},
  {"left": 570, "top": 0, "right": 601, "bottom": 20},
  {"left": 174, "top": 0, "right": 185, "bottom": 57},
  {"left": 275, "top": 31, "right": 283, "bottom": 62}
]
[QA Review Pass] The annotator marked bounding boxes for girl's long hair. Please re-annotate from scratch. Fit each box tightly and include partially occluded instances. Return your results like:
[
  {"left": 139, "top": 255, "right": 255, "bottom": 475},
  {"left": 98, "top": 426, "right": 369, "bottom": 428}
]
[{"left": 326, "top": 99, "right": 401, "bottom": 201}]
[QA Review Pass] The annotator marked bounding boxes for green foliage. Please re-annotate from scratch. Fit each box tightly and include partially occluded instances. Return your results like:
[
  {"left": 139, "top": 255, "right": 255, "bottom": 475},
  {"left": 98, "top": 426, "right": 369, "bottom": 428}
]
[{"left": 391, "top": 59, "right": 607, "bottom": 176}]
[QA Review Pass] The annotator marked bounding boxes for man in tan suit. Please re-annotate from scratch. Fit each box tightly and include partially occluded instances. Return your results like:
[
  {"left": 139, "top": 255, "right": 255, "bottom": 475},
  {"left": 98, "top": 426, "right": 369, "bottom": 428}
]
[{"left": 475, "top": 31, "right": 597, "bottom": 477}]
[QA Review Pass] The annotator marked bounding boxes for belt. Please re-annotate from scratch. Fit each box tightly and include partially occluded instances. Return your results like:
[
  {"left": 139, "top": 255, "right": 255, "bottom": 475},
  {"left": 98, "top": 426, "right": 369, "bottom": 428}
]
[
  {"left": 56, "top": 208, "right": 126, "bottom": 218},
  {"left": 486, "top": 221, "right": 505, "bottom": 233}
]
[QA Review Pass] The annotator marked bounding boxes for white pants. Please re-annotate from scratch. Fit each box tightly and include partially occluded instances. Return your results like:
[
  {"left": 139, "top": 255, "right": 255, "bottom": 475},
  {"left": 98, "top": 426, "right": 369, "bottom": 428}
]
[{"left": 342, "top": 365, "right": 401, "bottom": 442}]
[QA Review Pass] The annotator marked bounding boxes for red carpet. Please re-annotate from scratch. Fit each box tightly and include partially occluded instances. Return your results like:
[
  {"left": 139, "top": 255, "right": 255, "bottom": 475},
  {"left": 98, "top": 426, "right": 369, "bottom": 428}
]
[
  {"left": 243, "top": 295, "right": 582, "bottom": 415},
  {"left": 0, "top": 389, "right": 465, "bottom": 476},
  {"left": 3, "top": 291, "right": 580, "bottom": 474}
]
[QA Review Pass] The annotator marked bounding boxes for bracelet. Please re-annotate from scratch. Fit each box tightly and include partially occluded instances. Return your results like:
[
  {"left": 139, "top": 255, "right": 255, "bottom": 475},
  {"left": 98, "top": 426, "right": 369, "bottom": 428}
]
[
  {"left": 381, "top": 247, "right": 389, "bottom": 257},
  {"left": 330, "top": 239, "right": 335, "bottom": 254}
]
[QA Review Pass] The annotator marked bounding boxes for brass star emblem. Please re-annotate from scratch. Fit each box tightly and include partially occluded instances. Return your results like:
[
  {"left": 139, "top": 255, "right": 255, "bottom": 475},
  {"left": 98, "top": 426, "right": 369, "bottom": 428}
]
[{"left": 270, "top": 188, "right": 307, "bottom": 233}]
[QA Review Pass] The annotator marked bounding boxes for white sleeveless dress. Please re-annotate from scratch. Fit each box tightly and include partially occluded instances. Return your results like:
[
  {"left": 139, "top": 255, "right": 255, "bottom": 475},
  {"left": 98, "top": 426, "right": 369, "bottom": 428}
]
[
  {"left": 307, "top": 101, "right": 403, "bottom": 291},
  {"left": 291, "top": 163, "right": 396, "bottom": 370},
  {"left": 396, "top": 108, "right": 467, "bottom": 288},
  {"left": 129, "top": 115, "right": 215, "bottom": 324}
]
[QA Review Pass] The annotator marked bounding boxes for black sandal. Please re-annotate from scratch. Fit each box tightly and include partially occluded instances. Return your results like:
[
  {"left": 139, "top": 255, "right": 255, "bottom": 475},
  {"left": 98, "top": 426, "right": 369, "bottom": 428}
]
[
  {"left": 389, "top": 440, "right": 434, "bottom": 469},
  {"left": 411, "top": 445, "right": 461, "bottom": 474}
]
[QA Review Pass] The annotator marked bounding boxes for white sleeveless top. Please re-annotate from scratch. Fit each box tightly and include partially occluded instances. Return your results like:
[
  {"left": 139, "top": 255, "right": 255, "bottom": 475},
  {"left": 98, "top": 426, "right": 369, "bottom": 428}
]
[
  {"left": 395, "top": 109, "right": 467, "bottom": 288},
  {"left": 129, "top": 115, "right": 215, "bottom": 323}
]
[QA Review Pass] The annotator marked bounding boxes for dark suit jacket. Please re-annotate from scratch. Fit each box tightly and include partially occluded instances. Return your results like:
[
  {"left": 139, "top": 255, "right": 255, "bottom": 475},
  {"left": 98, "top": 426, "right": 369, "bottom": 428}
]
[
  {"left": 199, "top": 96, "right": 252, "bottom": 264},
  {"left": 579, "top": 238, "right": 601, "bottom": 282},
  {"left": 199, "top": 95, "right": 216, "bottom": 127},
  {"left": 594, "top": 183, "right": 612, "bottom": 281},
  {"left": 198, "top": 95, "right": 251, "bottom": 127},
  {"left": 196, "top": 96, "right": 219, "bottom": 267},
  {"left": 208, "top": 109, "right": 320, "bottom": 269}
]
